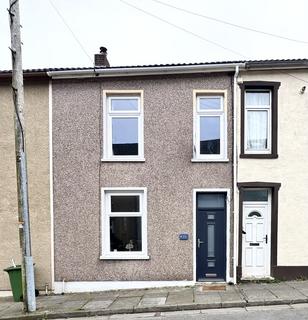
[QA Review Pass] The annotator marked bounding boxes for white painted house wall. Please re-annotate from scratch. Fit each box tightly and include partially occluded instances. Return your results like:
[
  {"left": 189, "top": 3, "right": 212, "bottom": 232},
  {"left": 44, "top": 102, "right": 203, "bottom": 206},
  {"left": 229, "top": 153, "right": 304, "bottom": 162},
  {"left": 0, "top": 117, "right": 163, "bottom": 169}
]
[{"left": 237, "top": 70, "right": 308, "bottom": 266}]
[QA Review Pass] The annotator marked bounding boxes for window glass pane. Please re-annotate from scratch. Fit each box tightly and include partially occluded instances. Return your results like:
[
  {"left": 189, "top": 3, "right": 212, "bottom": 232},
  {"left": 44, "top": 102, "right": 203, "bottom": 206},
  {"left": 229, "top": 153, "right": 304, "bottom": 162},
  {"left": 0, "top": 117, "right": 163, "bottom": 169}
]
[
  {"left": 199, "top": 97, "right": 221, "bottom": 110},
  {"left": 246, "top": 110, "right": 268, "bottom": 150},
  {"left": 111, "top": 98, "right": 138, "bottom": 111},
  {"left": 112, "top": 118, "right": 138, "bottom": 155},
  {"left": 200, "top": 116, "right": 220, "bottom": 154},
  {"left": 110, "top": 217, "right": 142, "bottom": 251},
  {"left": 111, "top": 195, "right": 140, "bottom": 212},
  {"left": 246, "top": 92, "right": 270, "bottom": 106},
  {"left": 197, "top": 193, "right": 225, "bottom": 209},
  {"left": 207, "top": 224, "right": 215, "bottom": 258},
  {"left": 243, "top": 190, "right": 268, "bottom": 201}
]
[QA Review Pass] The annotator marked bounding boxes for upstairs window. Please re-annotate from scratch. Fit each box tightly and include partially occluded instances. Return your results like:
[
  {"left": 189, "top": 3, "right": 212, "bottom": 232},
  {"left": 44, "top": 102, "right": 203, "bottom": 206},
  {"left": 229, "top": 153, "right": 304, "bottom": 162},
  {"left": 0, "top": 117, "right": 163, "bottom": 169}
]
[
  {"left": 240, "top": 81, "right": 280, "bottom": 159},
  {"left": 193, "top": 92, "right": 227, "bottom": 161},
  {"left": 103, "top": 91, "right": 144, "bottom": 161},
  {"left": 245, "top": 91, "right": 271, "bottom": 153}
]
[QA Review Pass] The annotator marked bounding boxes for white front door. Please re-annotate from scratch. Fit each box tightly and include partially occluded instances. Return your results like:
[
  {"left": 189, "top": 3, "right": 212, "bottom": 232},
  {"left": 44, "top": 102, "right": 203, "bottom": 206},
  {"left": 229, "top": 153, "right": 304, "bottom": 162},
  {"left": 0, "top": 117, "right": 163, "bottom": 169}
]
[{"left": 242, "top": 202, "right": 271, "bottom": 279}]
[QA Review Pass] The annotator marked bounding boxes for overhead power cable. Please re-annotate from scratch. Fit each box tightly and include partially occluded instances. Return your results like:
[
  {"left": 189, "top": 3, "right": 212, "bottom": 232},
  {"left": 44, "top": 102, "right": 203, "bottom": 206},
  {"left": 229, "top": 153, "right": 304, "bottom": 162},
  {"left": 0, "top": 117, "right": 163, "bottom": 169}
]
[
  {"left": 120, "top": 0, "right": 308, "bottom": 84},
  {"left": 151, "top": 0, "right": 308, "bottom": 45},
  {"left": 119, "top": 0, "right": 246, "bottom": 59},
  {"left": 48, "top": 0, "right": 93, "bottom": 65}
]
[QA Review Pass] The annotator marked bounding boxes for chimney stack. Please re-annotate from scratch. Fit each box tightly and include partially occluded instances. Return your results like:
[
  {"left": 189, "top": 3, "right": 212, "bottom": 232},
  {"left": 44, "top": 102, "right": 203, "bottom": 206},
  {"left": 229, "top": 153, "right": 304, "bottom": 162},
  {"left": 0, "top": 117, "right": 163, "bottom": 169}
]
[{"left": 94, "top": 46, "right": 110, "bottom": 68}]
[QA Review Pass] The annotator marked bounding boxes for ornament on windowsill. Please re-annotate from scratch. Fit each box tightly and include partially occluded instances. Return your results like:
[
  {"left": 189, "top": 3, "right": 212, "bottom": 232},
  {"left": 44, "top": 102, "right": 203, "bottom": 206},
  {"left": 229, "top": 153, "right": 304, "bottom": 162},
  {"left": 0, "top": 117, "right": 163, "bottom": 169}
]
[{"left": 125, "top": 240, "right": 134, "bottom": 251}]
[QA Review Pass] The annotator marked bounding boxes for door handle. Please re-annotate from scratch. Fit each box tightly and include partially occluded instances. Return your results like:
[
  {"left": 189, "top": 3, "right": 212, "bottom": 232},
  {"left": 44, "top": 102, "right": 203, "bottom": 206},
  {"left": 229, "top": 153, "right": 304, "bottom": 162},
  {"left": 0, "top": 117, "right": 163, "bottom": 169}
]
[
  {"left": 197, "top": 238, "right": 204, "bottom": 248},
  {"left": 242, "top": 230, "right": 246, "bottom": 234},
  {"left": 264, "top": 234, "right": 268, "bottom": 244}
]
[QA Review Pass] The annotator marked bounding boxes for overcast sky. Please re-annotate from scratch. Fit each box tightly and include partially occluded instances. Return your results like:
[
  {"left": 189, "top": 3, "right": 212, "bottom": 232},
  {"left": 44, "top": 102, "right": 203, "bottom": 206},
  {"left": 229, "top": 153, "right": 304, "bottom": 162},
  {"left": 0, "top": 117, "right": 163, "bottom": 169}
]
[{"left": 0, "top": 0, "right": 307, "bottom": 70}]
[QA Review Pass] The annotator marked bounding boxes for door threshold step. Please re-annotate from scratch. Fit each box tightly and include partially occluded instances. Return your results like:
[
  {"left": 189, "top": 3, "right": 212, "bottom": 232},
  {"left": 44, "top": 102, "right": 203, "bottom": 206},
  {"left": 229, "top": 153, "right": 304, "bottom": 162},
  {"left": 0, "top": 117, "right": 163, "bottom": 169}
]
[{"left": 197, "top": 283, "right": 227, "bottom": 292}]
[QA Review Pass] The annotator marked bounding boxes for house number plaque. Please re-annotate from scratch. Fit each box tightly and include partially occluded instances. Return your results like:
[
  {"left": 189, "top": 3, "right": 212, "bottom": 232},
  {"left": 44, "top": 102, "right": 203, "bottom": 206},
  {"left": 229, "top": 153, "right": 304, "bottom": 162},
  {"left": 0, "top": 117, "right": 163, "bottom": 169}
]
[{"left": 179, "top": 234, "right": 189, "bottom": 240}]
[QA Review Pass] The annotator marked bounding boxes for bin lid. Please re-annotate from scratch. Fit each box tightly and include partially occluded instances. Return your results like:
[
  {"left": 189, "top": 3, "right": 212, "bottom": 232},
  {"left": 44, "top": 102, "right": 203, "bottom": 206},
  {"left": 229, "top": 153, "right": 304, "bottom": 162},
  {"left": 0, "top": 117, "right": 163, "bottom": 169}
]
[{"left": 3, "top": 265, "right": 21, "bottom": 272}]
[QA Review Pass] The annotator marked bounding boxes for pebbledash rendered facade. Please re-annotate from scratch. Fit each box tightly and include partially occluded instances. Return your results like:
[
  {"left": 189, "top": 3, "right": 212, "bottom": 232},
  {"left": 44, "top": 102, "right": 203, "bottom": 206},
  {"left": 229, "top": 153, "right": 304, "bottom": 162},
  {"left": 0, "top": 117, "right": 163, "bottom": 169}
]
[
  {"left": 1, "top": 54, "right": 308, "bottom": 295},
  {"left": 47, "top": 53, "right": 308, "bottom": 293}
]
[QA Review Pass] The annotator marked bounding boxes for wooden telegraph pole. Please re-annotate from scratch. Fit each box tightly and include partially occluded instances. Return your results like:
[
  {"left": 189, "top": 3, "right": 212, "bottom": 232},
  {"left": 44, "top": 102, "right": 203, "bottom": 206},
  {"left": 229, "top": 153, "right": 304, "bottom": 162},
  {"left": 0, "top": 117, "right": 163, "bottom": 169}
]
[{"left": 8, "top": 0, "right": 36, "bottom": 312}]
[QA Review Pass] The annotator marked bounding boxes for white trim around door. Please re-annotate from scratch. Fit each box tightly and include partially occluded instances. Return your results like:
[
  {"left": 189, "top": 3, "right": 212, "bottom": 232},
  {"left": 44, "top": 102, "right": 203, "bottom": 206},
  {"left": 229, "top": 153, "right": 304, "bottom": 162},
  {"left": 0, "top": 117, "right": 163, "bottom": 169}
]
[{"left": 193, "top": 188, "right": 232, "bottom": 283}]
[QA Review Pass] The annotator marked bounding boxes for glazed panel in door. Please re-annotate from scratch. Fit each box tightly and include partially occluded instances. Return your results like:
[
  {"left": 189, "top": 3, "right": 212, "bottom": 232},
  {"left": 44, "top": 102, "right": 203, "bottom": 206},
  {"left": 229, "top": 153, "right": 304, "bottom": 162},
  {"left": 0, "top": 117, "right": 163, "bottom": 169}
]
[
  {"left": 196, "top": 193, "right": 226, "bottom": 281},
  {"left": 242, "top": 204, "right": 270, "bottom": 278}
]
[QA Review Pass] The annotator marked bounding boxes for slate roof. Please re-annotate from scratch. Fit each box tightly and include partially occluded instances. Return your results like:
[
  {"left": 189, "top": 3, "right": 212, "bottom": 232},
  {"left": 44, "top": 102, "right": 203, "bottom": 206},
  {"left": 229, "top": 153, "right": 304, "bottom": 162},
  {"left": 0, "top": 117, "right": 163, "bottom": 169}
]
[{"left": 0, "top": 59, "right": 307, "bottom": 75}]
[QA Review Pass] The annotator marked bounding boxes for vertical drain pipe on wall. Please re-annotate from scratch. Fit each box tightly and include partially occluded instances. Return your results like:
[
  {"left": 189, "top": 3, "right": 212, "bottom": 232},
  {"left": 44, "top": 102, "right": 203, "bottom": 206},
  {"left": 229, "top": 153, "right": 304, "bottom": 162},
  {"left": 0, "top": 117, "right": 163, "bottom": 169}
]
[{"left": 233, "top": 65, "right": 240, "bottom": 284}]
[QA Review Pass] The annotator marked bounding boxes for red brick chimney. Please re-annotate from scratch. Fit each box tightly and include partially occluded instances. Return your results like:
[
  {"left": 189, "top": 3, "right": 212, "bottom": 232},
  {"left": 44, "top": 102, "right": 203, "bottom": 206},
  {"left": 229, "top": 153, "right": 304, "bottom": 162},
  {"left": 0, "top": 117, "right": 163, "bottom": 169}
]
[{"left": 94, "top": 47, "right": 110, "bottom": 68}]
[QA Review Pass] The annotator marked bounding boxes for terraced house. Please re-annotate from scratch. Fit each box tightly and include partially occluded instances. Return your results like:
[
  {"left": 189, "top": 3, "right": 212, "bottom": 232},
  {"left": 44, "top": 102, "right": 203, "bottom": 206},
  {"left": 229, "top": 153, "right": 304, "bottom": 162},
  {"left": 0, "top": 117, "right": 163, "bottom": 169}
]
[
  {"left": 0, "top": 70, "right": 52, "bottom": 293},
  {"left": 1, "top": 52, "right": 308, "bottom": 295},
  {"left": 235, "top": 60, "right": 308, "bottom": 281},
  {"left": 49, "top": 49, "right": 237, "bottom": 293}
]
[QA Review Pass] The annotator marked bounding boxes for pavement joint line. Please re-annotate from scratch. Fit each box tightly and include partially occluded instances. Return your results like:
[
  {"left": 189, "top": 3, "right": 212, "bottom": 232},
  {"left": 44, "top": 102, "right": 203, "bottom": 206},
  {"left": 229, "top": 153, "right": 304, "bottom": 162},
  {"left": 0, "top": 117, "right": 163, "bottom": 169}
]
[
  {"left": 237, "top": 287, "right": 249, "bottom": 303},
  {"left": 267, "top": 288, "right": 280, "bottom": 299},
  {"left": 107, "top": 295, "right": 120, "bottom": 309},
  {"left": 78, "top": 298, "right": 92, "bottom": 310}
]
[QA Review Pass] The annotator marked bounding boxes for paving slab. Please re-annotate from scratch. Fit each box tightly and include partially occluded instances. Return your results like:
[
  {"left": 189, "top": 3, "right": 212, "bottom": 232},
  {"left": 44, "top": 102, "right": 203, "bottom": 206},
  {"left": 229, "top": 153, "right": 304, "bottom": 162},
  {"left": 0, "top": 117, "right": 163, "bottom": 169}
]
[
  {"left": 82, "top": 299, "right": 113, "bottom": 310},
  {"left": 165, "top": 288, "right": 194, "bottom": 305},
  {"left": 0, "top": 303, "right": 14, "bottom": 314},
  {"left": 138, "top": 296, "right": 166, "bottom": 306},
  {"left": 109, "top": 296, "right": 141, "bottom": 311},
  {"left": 220, "top": 292, "right": 245, "bottom": 308},
  {"left": 0, "top": 303, "right": 24, "bottom": 318}
]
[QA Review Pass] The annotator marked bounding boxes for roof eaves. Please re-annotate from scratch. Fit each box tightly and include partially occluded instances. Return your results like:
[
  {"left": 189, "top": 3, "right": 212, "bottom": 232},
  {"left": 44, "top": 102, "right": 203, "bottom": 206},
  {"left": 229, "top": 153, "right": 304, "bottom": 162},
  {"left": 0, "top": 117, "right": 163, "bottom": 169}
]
[
  {"left": 246, "top": 59, "right": 308, "bottom": 70},
  {"left": 47, "top": 62, "right": 246, "bottom": 79}
]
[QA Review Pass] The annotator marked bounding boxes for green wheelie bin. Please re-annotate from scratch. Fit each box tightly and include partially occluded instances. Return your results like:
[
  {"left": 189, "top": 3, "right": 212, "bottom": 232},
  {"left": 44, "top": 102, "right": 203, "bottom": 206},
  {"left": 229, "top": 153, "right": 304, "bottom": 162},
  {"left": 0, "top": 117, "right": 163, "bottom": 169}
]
[{"left": 4, "top": 265, "right": 23, "bottom": 302}]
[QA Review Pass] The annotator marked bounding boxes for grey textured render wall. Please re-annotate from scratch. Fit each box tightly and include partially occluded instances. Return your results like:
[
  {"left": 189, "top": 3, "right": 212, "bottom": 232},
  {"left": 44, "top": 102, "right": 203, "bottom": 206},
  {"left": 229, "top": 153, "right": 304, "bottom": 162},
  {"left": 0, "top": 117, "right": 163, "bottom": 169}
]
[{"left": 53, "top": 74, "right": 233, "bottom": 281}]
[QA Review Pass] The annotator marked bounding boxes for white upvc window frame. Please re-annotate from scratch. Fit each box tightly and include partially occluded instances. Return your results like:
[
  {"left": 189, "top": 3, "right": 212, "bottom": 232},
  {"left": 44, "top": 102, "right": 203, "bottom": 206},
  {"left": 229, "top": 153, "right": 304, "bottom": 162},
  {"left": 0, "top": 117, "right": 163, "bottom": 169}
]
[
  {"left": 192, "top": 90, "right": 228, "bottom": 162},
  {"left": 102, "top": 90, "right": 144, "bottom": 162},
  {"left": 100, "top": 187, "right": 148, "bottom": 260},
  {"left": 244, "top": 89, "right": 272, "bottom": 154}
]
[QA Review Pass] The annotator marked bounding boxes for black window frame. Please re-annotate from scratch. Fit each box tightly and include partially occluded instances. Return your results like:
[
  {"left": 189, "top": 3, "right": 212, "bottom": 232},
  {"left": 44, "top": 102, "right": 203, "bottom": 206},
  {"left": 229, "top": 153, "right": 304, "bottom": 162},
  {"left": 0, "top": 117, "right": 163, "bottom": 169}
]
[{"left": 239, "top": 81, "right": 281, "bottom": 159}]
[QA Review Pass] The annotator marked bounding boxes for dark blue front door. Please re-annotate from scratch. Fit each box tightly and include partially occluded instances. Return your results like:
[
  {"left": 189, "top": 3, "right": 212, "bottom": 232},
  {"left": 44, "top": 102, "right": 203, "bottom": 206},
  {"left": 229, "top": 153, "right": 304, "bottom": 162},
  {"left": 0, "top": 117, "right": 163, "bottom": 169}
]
[{"left": 196, "top": 193, "right": 226, "bottom": 281}]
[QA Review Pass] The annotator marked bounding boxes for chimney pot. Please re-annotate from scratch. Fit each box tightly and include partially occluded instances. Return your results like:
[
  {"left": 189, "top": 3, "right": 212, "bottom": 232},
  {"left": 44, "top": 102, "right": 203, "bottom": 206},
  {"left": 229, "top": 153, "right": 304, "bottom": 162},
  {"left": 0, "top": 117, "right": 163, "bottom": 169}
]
[{"left": 100, "top": 46, "right": 107, "bottom": 54}]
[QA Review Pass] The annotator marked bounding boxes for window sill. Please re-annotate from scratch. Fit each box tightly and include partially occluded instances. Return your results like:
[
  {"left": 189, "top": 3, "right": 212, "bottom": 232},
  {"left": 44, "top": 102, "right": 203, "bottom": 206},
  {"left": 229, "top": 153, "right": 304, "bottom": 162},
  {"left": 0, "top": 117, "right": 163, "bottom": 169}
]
[
  {"left": 239, "top": 154, "right": 278, "bottom": 159},
  {"left": 101, "top": 158, "right": 145, "bottom": 162},
  {"left": 191, "top": 158, "right": 229, "bottom": 163},
  {"left": 100, "top": 254, "right": 150, "bottom": 260}
]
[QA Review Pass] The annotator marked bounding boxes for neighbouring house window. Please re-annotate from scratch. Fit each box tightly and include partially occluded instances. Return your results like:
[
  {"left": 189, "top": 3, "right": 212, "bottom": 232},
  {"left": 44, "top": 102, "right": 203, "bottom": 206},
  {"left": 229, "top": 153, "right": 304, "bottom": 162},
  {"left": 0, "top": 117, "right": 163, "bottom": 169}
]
[
  {"left": 193, "top": 92, "right": 227, "bottom": 161},
  {"left": 245, "top": 91, "right": 271, "bottom": 153},
  {"left": 101, "top": 188, "right": 148, "bottom": 259},
  {"left": 103, "top": 91, "right": 144, "bottom": 161},
  {"left": 240, "top": 82, "right": 280, "bottom": 158}
]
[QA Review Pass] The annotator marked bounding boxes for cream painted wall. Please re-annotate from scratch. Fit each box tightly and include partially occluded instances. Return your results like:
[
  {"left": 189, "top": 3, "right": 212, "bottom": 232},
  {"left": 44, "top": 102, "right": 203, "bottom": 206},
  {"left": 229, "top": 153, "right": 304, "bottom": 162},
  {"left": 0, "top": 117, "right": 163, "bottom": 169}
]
[
  {"left": 0, "top": 82, "right": 51, "bottom": 290},
  {"left": 237, "top": 70, "right": 308, "bottom": 266}
]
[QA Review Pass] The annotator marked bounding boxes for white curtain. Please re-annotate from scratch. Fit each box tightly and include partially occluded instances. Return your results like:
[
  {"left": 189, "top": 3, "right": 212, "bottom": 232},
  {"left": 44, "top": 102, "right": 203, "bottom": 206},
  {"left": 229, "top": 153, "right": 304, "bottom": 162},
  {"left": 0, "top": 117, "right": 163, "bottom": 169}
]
[
  {"left": 246, "top": 92, "right": 270, "bottom": 106},
  {"left": 247, "top": 110, "right": 268, "bottom": 150}
]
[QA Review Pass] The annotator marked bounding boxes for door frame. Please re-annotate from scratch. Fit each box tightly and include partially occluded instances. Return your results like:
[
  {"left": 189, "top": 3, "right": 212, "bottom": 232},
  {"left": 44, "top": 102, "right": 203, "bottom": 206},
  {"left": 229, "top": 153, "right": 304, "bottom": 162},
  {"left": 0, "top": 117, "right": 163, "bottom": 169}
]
[
  {"left": 193, "top": 188, "right": 231, "bottom": 283},
  {"left": 242, "top": 196, "right": 271, "bottom": 279},
  {"left": 237, "top": 182, "right": 281, "bottom": 281}
]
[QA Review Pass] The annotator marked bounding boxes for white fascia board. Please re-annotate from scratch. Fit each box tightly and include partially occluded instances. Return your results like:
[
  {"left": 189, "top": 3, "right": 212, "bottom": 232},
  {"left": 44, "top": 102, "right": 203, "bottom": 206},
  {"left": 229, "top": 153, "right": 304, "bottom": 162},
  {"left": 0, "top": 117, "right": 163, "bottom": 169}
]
[{"left": 47, "top": 63, "right": 246, "bottom": 79}]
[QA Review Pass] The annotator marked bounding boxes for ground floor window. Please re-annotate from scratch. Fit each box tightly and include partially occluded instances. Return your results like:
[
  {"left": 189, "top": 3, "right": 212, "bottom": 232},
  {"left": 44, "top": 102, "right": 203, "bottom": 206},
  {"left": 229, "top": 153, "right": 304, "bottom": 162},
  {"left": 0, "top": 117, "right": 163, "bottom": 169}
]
[{"left": 101, "top": 188, "right": 148, "bottom": 260}]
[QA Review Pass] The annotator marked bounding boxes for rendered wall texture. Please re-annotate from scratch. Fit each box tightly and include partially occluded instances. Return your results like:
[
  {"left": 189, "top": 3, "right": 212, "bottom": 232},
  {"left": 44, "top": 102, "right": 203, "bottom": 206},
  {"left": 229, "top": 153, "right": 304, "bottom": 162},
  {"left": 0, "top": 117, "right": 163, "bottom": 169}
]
[
  {"left": 0, "top": 82, "right": 51, "bottom": 290},
  {"left": 237, "top": 70, "right": 308, "bottom": 266},
  {"left": 53, "top": 74, "right": 234, "bottom": 281}
]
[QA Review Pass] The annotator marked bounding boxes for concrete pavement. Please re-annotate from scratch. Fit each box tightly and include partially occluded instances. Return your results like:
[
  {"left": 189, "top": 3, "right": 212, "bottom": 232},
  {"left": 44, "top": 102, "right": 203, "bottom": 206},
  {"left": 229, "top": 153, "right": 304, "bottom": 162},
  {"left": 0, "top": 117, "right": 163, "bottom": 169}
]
[
  {"left": 55, "top": 304, "right": 308, "bottom": 319},
  {"left": 1, "top": 281, "right": 308, "bottom": 319}
]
